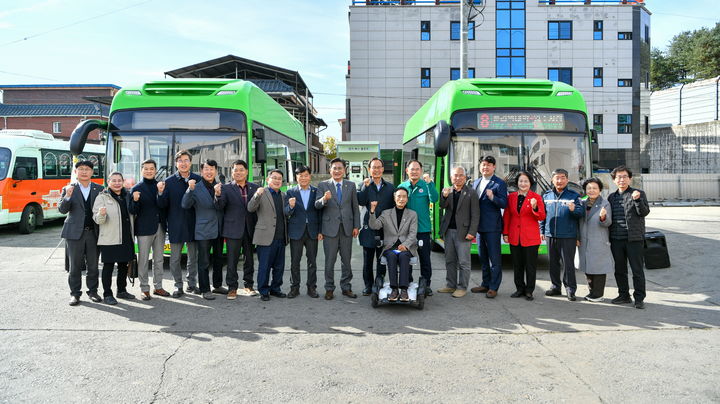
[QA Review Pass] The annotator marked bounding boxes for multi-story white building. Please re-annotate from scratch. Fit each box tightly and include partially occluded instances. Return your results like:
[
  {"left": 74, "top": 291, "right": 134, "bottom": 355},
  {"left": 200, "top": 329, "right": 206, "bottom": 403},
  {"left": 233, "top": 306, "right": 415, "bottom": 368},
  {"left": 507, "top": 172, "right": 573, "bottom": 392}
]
[{"left": 346, "top": 0, "right": 651, "bottom": 170}]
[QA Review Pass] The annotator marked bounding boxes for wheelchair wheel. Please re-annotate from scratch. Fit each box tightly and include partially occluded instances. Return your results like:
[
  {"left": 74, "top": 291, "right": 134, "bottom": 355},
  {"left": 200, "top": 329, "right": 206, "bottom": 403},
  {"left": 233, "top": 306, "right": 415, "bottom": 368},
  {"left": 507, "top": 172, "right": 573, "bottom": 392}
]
[
  {"left": 371, "top": 293, "right": 379, "bottom": 308},
  {"left": 416, "top": 292, "right": 425, "bottom": 310}
]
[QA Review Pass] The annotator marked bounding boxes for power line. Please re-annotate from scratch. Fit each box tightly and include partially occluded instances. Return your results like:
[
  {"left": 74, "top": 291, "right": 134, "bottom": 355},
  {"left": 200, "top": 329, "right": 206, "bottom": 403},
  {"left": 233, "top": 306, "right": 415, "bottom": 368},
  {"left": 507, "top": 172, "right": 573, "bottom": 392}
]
[
  {"left": 0, "top": 0, "right": 153, "bottom": 47},
  {"left": 0, "top": 69, "right": 63, "bottom": 82}
]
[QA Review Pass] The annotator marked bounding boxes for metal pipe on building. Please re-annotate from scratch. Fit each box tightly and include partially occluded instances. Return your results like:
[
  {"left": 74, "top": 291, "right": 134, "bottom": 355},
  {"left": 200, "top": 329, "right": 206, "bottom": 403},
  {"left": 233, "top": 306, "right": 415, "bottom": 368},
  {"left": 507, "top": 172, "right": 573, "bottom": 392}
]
[{"left": 460, "top": 0, "right": 468, "bottom": 79}]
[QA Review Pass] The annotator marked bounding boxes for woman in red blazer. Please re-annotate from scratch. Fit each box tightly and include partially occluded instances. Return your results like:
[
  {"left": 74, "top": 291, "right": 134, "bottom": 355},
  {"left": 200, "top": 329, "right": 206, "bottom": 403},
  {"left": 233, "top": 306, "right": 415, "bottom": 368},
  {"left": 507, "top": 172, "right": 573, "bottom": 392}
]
[{"left": 503, "top": 171, "right": 546, "bottom": 300}]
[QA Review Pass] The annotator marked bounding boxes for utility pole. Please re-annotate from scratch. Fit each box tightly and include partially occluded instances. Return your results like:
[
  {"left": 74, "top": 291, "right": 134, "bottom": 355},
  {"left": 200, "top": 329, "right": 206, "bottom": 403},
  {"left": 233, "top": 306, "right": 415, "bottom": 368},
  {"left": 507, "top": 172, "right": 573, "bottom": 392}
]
[
  {"left": 460, "top": 0, "right": 469, "bottom": 79},
  {"left": 305, "top": 87, "right": 310, "bottom": 165}
]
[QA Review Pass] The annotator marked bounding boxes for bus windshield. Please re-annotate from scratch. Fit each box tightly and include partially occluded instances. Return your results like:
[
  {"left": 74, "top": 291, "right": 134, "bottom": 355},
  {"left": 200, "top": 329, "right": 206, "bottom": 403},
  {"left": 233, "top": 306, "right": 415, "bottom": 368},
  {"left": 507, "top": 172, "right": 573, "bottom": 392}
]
[
  {"left": 108, "top": 131, "right": 247, "bottom": 188},
  {"left": 0, "top": 148, "right": 10, "bottom": 180},
  {"left": 449, "top": 132, "right": 587, "bottom": 194}
]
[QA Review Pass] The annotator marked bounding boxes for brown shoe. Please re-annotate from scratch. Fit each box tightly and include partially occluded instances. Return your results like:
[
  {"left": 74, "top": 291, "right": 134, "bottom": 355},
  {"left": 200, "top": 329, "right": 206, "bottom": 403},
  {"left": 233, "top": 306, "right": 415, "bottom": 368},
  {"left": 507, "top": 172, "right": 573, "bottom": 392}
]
[
  {"left": 388, "top": 288, "right": 399, "bottom": 302},
  {"left": 307, "top": 287, "right": 319, "bottom": 298},
  {"left": 471, "top": 286, "right": 489, "bottom": 293},
  {"left": 141, "top": 292, "right": 151, "bottom": 301},
  {"left": 399, "top": 289, "right": 409, "bottom": 302},
  {"left": 227, "top": 289, "right": 237, "bottom": 300},
  {"left": 325, "top": 290, "right": 334, "bottom": 300},
  {"left": 342, "top": 290, "right": 357, "bottom": 298},
  {"left": 486, "top": 290, "right": 498, "bottom": 298},
  {"left": 153, "top": 288, "right": 170, "bottom": 297}
]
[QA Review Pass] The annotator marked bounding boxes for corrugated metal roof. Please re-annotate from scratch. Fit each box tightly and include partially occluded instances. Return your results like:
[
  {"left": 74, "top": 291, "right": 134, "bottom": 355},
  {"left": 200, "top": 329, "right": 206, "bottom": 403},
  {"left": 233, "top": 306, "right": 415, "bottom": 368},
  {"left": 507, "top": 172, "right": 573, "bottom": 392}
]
[
  {"left": 248, "top": 79, "right": 295, "bottom": 93},
  {"left": 0, "top": 103, "right": 109, "bottom": 117}
]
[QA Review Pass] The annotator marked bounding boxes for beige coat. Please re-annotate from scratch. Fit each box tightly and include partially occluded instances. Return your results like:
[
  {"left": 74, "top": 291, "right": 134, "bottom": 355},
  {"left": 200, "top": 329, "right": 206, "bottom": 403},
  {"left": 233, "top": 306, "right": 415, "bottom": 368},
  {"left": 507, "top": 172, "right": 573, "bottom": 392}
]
[{"left": 92, "top": 191, "right": 134, "bottom": 246}]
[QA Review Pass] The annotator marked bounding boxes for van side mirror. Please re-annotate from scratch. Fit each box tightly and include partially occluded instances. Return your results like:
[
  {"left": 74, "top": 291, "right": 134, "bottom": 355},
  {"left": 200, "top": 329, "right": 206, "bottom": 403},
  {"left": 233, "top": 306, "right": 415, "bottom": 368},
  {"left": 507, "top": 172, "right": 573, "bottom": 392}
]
[
  {"left": 255, "top": 142, "right": 267, "bottom": 164},
  {"left": 434, "top": 120, "right": 451, "bottom": 157},
  {"left": 70, "top": 119, "right": 108, "bottom": 155}
]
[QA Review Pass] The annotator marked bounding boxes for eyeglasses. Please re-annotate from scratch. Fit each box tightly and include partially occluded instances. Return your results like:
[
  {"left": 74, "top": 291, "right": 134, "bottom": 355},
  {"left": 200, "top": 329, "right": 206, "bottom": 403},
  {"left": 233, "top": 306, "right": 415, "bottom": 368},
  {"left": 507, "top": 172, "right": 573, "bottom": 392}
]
[{"left": 615, "top": 175, "right": 630, "bottom": 179}]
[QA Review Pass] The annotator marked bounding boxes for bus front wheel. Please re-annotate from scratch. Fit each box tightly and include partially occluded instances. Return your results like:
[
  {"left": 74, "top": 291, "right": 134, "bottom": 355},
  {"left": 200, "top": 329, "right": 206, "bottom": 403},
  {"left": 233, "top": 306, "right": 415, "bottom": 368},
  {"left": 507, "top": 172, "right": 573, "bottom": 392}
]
[{"left": 19, "top": 205, "right": 39, "bottom": 234}]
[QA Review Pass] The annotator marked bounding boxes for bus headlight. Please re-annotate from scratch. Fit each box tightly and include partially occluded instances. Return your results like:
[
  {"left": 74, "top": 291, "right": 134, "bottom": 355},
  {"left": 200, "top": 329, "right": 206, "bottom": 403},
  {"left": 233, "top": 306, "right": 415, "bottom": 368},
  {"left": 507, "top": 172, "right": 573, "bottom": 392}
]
[
  {"left": 216, "top": 90, "right": 236, "bottom": 96},
  {"left": 125, "top": 90, "right": 141, "bottom": 95},
  {"left": 461, "top": 90, "right": 482, "bottom": 95},
  {"left": 556, "top": 91, "right": 573, "bottom": 96}
]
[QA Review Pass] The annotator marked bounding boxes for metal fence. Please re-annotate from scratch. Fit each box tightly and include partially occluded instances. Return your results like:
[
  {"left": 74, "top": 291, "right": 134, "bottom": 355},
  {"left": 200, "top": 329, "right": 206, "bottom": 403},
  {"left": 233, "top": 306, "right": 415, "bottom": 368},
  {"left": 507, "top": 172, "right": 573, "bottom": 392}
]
[{"left": 641, "top": 174, "right": 720, "bottom": 202}]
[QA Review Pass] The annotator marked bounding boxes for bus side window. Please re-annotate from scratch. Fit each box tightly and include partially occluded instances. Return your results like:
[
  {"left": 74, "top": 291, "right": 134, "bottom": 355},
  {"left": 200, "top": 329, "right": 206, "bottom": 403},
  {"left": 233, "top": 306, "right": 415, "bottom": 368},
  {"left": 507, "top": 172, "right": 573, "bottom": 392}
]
[
  {"left": 13, "top": 157, "right": 38, "bottom": 180},
  {"left": 43, "top": 151, "right": 58, "bottom": 178},
  {"left": 88, "top": 155, "right": 100, "bottom": 177},
  {"left": 59, "top": 153, "right": 72, "bottom": 177}
]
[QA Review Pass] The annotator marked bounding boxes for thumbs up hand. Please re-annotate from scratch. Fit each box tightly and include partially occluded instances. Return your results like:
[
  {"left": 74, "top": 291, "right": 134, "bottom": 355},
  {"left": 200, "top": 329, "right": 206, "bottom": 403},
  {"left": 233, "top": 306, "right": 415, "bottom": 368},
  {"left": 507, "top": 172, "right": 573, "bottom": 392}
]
[
  {"left": 157, "top": 181, "right": 165, "bottom": 194},
  {"left": 214, "top": 183, "right": 222, "bottom": 196},
  {"left": 188, "top": 179, "right": 196, "bottom": 191},
  {"left": 133, "top": 191, "right": 141, "bottom": 201},
  {"left": 288, "top": 197, "right": 296, "bottom": 208}
]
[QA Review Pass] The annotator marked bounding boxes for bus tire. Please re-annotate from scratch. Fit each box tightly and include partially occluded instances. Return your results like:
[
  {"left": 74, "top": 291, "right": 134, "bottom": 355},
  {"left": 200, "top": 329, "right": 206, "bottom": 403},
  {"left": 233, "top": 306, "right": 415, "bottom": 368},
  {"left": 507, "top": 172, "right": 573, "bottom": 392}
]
[{"left": 19, "top": 205, "right": 39, "bottom": 234}]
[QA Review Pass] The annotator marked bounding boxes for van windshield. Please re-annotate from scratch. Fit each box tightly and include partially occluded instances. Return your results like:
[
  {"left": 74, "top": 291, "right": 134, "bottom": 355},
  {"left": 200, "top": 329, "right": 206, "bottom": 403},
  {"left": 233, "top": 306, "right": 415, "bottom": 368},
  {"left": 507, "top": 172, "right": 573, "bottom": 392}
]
[{"left": 0, "top": 148, "right": 10, "bottom": 180}]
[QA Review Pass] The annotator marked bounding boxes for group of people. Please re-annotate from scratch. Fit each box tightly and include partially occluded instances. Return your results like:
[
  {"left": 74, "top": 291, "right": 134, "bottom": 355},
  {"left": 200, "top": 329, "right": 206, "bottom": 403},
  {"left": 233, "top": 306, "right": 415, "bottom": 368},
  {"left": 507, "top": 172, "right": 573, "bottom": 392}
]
[{"left": 60, "top": 150, "right": 650, "bottom": 310}]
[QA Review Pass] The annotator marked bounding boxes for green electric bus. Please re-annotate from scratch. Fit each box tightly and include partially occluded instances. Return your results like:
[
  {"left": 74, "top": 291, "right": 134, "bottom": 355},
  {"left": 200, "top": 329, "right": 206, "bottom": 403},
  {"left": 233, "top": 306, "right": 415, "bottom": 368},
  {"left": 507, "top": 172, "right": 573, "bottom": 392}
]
[
  {"left": 70, "top": 79, "right": 307, "bottom": 252},
  {"left": 70, "top": 79, "right": 306, "bottom": 187},
  {"left": 402, "top": 78, "right": 598, "bottom": 254}
]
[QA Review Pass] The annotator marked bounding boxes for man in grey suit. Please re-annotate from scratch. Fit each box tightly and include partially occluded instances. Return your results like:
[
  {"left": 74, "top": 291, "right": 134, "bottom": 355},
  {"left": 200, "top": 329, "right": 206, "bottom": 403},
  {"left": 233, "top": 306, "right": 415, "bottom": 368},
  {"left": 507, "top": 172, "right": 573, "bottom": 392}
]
[
  {"left": 247, "top": 169, "right": 288, "bottom": 301},
  {"left": 315, "top": 158, "right": 360, "bottom": 300},
  {"left": 437, "top": 166, "right": 480, "bottom": 298},
  {"left": 59, "top": 160, "right": 104, "bottom": 306}
]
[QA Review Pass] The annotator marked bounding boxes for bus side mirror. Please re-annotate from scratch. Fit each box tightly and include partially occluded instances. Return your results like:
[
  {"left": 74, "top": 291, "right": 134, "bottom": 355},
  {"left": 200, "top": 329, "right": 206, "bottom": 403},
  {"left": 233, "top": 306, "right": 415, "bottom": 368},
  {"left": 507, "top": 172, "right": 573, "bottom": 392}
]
[
  {"left": 590, "top": 129, "right": 599, "bottom": 164},
  {"left": 255, "top": 142, "right": 267, "bottom": 164},
  {"left": 70, "top": 119, "right": 108, "bottom": 155},
  {"left": 434, "top": 120, "right": 451, "bottom": 157}
]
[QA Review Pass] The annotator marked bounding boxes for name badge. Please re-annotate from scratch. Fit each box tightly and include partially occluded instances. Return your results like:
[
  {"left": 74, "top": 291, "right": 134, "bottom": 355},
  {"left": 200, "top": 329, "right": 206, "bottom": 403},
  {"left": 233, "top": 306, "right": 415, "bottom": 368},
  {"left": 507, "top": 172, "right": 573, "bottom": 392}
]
[{"left": 419, "top": 188, "right": 424, "bottom": 193}]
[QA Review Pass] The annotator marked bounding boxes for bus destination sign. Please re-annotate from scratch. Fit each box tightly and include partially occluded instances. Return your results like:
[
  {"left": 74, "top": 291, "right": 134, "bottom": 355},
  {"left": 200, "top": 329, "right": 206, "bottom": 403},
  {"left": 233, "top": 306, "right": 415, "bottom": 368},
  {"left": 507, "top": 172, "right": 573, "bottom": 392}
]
[{"left": 476, "top": 112, "right": 565, "bottom": 131}]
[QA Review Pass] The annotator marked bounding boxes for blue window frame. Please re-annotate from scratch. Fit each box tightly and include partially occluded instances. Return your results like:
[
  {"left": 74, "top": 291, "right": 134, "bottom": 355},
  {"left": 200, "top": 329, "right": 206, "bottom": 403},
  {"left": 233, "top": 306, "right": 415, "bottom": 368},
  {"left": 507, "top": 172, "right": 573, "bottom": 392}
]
[
  {"left": 593, "top": 20, "right": 603, "bottom": 40},
  {"left": 548, "top": 68, "right": 572, "bottom": 85},
  {"left": 421, "top": 68, "right": 431, "bottom": 88},
  {"left": 593, "top": 67, "right": 603, "bottom": 87},
  {"left": 593, "top": 114, "right": 603, "bottom": 134},
  {"left": 451, "top": 21, "right": 475, "bottom": 41},
  {"left": 450, "top": 68, "right": 476, "bottom": 80},
  {"left": 421, "top": 21, "right": 430, "bottom": 41},
  {"left": 496, "top": 0, "right": 525, "bottom": 79},
  {"left": 548, "top": 21, "right": 572, "bottom": 40}
]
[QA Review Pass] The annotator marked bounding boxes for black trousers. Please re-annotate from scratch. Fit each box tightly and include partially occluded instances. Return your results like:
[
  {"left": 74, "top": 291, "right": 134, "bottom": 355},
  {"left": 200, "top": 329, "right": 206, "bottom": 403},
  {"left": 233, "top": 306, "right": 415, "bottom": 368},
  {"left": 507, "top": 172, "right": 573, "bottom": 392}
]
[
  {"left": 510, "top": 244, "right": 538, "bottom": 294},
  {"left": 101, "top": 262, "right": 128, "bottom": 297},
  {"left": 586, "top": 274, "right": 607, "bottom": 298},
  {"left": 547, "top": 237, "right": 578, "bottom": 293},
  {"left": 384, "top": 250, "right": 412, "bottom": 289},
  {"left": 417, "top": 232, "right": 432, "bottom": 286},
  {"left": 610, "top": 239, "right": 646, "bottom": 302},
  {"left": 226, "top": 235, "right": 254, "bottom": 290},
  {"left": 363, "top": 246, "right": 384, "bottom": 290},
  {"left": 289, "top": 229, "right": 318, "bottom": 289},
  {"left": 197, "top": 237, "right": 225, "bottom": 293}
]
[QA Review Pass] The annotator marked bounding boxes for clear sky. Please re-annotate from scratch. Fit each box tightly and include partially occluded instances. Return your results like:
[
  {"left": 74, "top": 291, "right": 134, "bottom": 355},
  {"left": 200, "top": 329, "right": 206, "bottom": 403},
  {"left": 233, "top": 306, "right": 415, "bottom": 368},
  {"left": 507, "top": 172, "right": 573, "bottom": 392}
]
[{"left": 0, "top": 0, "right": 717, "bottom": 142}]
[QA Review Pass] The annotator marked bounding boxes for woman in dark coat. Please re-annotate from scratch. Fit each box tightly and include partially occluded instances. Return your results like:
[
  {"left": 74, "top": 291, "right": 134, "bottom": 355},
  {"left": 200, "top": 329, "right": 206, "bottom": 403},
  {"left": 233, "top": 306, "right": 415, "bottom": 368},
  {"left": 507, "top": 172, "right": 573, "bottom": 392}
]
[{"left": 93, "top": 172, "right": 136, "bottom": 304}]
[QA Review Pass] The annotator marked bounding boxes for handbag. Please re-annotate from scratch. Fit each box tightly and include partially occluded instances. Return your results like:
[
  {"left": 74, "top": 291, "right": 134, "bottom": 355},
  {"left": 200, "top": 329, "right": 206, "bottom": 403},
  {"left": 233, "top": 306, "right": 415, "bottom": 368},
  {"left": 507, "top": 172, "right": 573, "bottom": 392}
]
[{"left": 127, "top": 254, "right": 138, "bottom": 286}]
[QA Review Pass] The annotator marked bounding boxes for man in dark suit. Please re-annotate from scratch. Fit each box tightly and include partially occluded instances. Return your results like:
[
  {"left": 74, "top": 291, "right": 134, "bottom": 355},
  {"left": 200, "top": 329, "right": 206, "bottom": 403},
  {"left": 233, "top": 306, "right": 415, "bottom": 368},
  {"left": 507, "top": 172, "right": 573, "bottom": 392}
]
[
  {"left": 315, "top": 158, "right": 360, "bottom": 300},
  {"left": 247, "top": 169, "right": 288, "bottom": 301},
  {"left": 216, "top": 159, "right": 259, "bottom": 300},
  {"left": 181, "top": 159, "right": 225, "bottom": 300},
  {"left": 470, "top": 155, "right": 508, "bottom": 298},
  {"left": 357, "top": 157, "right": 395, "bottom": 296},
  {"left": 284, "top": 165, "right": 322, "bottom": 298},
  {"left": 59, "top": 160, "right": 104, "bottom": 306},
  {"left": 128, "top": 159, "right": 169, "bottom": 298},
  {"left": 157, "top": 150, "right": 202, "bottom": 297},
  {"left": 437, "top": 166, "right": 480, "bottom": 298}
]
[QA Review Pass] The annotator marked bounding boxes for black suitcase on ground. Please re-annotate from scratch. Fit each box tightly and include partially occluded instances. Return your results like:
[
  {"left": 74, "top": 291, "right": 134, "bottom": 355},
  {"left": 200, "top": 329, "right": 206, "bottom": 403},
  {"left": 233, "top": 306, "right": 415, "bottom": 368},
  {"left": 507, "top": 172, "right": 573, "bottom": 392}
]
[{"left": 644, "top": 231, "right": 671, "bottom": 269}]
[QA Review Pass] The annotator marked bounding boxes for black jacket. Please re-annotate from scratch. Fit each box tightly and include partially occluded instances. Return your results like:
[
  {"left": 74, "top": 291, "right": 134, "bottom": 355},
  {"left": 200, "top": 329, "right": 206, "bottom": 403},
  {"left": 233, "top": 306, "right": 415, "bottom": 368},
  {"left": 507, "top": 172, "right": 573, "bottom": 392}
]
[
  {"left": 215, "top": 181, "right": 259, "bottom": 240},
  {"left": 608, "top": 187, "right": 650, "bottom": 242},
  {"left": 128, "top": 178, "right": 165, "bottom": 236},
  {"left": 357, "top": 179, "right": 395, "bottom": 248}
]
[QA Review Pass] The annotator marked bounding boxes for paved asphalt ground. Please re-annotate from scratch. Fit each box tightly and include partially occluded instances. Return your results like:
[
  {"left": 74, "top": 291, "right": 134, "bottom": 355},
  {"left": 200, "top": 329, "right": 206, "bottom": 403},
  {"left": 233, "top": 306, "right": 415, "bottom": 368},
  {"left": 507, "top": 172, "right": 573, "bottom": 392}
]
[{"left": 1, "top": 206, "right": 719, "bottom": 403}]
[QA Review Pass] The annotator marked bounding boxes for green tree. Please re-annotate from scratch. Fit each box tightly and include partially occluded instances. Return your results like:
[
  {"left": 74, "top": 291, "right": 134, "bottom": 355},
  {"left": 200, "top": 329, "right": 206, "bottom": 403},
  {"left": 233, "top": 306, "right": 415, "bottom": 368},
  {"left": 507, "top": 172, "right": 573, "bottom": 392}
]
[
  {"left": 651, "top": 22, "right": 720, "bottom": 89},
  {"left": 650, "top": 48, "right": 678, "bottom": 90},
  {"left": 322, "top": 136, "right": 337, "bottom": 160},
  {"left": 693, "top": 23, "right": 720, "bottom": 80}
]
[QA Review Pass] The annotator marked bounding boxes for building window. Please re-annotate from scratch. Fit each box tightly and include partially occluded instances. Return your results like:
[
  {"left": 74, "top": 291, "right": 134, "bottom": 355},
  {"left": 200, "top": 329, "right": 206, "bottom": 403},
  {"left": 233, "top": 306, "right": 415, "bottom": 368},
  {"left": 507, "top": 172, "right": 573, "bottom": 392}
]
[
  {"left": 593, "top": 20, "right": 603, "bottom": 40},
  {"left": 548, "top": 68, "right": 572, "bottom": 85},
  {"left": 593, "top": 67, "right": 603, "bottom": 87},
  {"left": 496, "top": 0, "right": 526, "bottom": 79},
  {"left": 548, "top": 21, "right": 572, "bottom": 40},
  {"left": 451, "top": 21, "right": 475, "bottom": 41},
  {"left": 644, "top": 24, "right": 650, "bottom": 44},
  {"left": 645, "top": 115, "right": 649, "bottom": 135},
  {"left": 52, "top": 122, "right": 61, "bottom": 133},
  {"left": 618, "top": 114, "right": 632, "bottom": 134},
  {"left": 618, "top": 32, "right": 632, "bottom": 40},
  {"left": 618, "top": 79, "right": 632, "bottom": 87},
  {"left": 593, "top": 114, "right": 603, "bottom": 134},
  {"left": 421, "top": 68, "right": 431, "bottom": 88},
  {"left": 421, "top": 21, "right": 431, "bottom": 41},
  {"left": 450, "top": 68, "right": 476, "bottom": 80}
]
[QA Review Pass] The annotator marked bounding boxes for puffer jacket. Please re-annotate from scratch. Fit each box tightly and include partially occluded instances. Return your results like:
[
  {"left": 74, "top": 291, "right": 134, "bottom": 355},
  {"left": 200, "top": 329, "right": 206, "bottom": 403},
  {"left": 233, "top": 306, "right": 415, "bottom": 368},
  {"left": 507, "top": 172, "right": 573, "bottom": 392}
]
[{"left": 608, "top": 187, "right": 650, "bottom": 241}]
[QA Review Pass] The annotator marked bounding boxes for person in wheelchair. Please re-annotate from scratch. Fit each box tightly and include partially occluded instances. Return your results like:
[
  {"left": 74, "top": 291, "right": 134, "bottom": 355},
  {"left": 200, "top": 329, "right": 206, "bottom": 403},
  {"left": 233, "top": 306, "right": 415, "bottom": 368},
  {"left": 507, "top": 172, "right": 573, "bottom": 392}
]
[{"left": 368, "top": 187, "right": 418, "bottom": 302}]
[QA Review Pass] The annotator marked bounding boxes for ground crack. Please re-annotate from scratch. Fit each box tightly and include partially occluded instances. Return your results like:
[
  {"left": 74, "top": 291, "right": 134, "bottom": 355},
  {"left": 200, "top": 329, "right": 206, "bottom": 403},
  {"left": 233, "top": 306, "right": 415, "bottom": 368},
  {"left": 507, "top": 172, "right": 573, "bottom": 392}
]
[{"left": 150, "top": 333, "right": 192, "bottom": 403}]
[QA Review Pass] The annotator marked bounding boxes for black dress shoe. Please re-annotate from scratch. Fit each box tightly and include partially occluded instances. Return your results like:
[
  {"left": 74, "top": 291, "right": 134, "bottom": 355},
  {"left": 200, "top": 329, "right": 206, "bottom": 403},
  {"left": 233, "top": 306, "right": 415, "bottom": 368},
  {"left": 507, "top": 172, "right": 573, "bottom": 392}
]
[
  {"left": 362, "top": 287, "right": 372, "bottom": 296},
  {"left": 545, "top": 288, "right": 562, "bottom": 296},
  {"left": 172, "top": 288, "right": 184, "bottom": 298},
  {"left": 69, "top": 296, "right": 80, "bottom": 306},
  {"left": 525, "top": 293, "right": 534, "bottom": 301},
  {"left": 424, "top": 287, "right": 433, "bottom": 297},
  {"left": 307, "top": 288, "right": 319, "bottom": 298},
  {"left": 611, "top": 295, "right": 633, "bottom": 304},
  {"left": 287, "top": 287, "right": 300, "bottom": 299},
  {"left": 510, "top": 291, "right": 524, "bottom": 298},
  {"left": 634, "top": 301, "right": 646, "bottom": 309},
  {"left": 87, "top": 292, "right": 102, "bottom": 303},
  {"left": 186, "top": 285, "right": 201, "bottom": 295},
  {"left": 260, "top": 294, "right": 270, "bottom": 301},
  {"left": 270, "top": 291, "right": 287, "bottom": 298},
  {"left": 567, "top": 292, "right": 577, "bottom": 301},
  {"left": 104, "top": 295, "right": 118, "bottom": 305},
  {"left": 117, "top": 291, "right": 135, "bottom": 300}
]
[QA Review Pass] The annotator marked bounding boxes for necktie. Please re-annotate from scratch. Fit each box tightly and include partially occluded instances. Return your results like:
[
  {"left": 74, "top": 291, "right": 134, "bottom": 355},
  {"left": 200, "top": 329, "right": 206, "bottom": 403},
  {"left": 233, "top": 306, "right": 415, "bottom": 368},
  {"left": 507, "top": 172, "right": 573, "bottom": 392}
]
[{"left": 336, "top": 183, "right": 342, "bottom": 204}]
